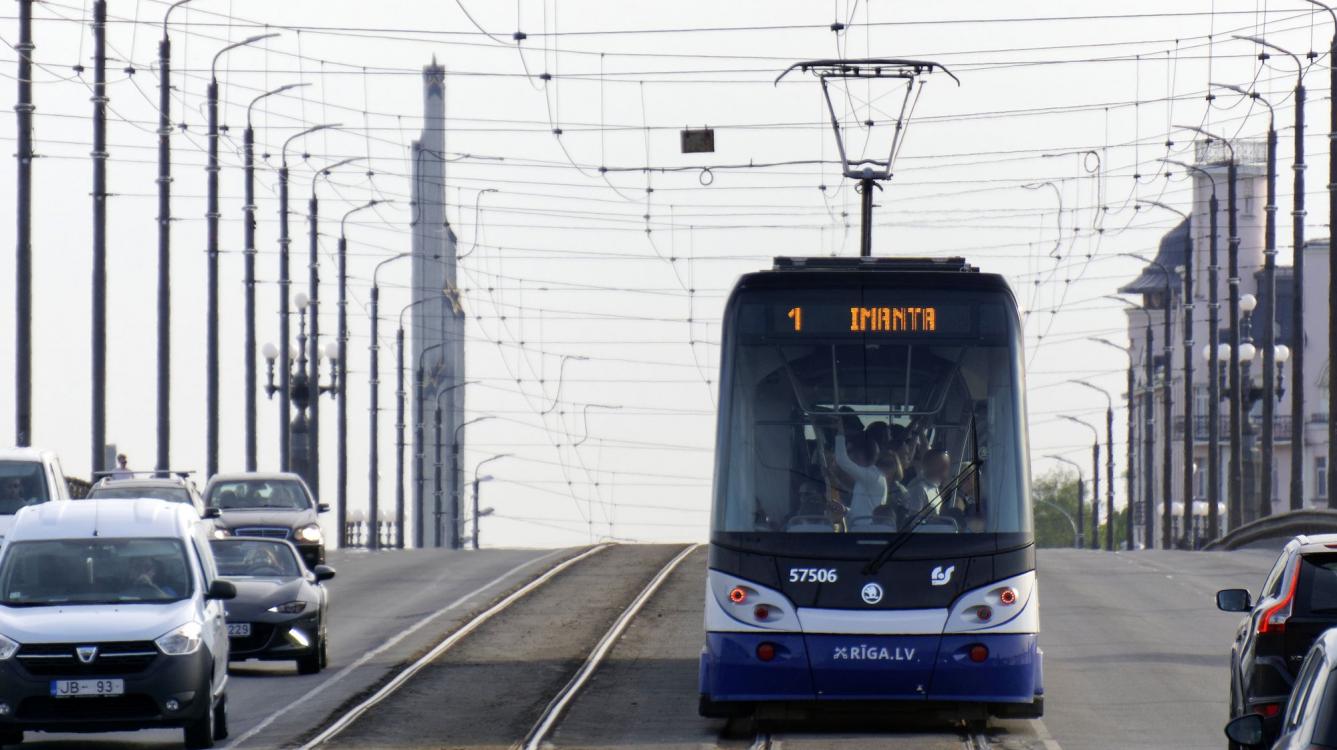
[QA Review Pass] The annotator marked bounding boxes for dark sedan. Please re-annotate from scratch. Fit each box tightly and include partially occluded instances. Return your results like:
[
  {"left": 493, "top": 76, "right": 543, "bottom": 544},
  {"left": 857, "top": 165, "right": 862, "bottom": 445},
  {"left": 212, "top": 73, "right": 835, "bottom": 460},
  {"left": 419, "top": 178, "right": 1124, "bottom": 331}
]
[
  {"left": 204, "top": 473, "right": 329, "bottom": 568},
  {"left": 210, "top": 538, "right": 335, "bottom": 675}
]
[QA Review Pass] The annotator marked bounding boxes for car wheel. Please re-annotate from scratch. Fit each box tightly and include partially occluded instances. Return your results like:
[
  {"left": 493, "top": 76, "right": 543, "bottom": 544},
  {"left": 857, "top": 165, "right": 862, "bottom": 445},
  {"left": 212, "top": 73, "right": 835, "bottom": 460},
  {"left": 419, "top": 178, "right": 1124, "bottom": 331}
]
[
  {"left": 297, "top": 637, "right": 323, "bottom": 675},
  {"left": 183, "top": 694, "right": 216, "bottom": 749},
  {"left": 213, "top": 693, "right": 228, "bottom": 741}
]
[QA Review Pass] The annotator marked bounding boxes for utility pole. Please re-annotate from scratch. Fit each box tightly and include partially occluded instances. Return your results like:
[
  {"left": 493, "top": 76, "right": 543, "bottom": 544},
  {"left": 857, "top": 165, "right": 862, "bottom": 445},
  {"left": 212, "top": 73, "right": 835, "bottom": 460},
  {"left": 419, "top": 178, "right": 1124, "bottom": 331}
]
[
  {"left": 1061, "top": 415, "right": 1101, "bottom": 548},
  {"left": 1143, "top": 198, "right": 1195, "bottom": 549},
  {"left": 91, "top": 0, "right": 108, "bottom": 475},
  {"left": 1240, "top": 35, "right": 1307, "bottom": 511},
  {"left": 337, "top": 201, "right": 378, "bottom": 546},
  {"left": 1144, "top": 326, "right": 1155, "bottom": 549},
  {"left": 369, "top": 253, "right": 410, "bottom": 549},
  {"left": 15, "top": 0, "right": 34, "bottom": 447},
  {"left": 395, "top": 295, "right": 436, "bottom": 549},
  {"left": 415, "top": 341, "right": 444, "bottom": 546},
  {"left": 244, "top": 83, "right": 306, "bottom": 471},
  {"left": 279, "top": 124, "right": 337, "bottom": 471},
  {"left": 1312, "top": 0, "right": 1337, "bottom": 512},
  {"left": 1213, "top": 82, "right": 1279, "bottom": 520},
  {"left": 156, "top": 0, "right": 190, "bottom": 474},
  {"left": 207, "top": 33, "right": 275, "bottom": 478}
]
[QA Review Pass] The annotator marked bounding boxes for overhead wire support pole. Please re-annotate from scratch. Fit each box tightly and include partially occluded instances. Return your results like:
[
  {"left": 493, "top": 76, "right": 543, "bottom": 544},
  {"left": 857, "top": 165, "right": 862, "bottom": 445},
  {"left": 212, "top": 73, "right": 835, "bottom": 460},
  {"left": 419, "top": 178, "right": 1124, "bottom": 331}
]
[
  {"left": 1046, "top": 454, "right": 1085, "bottom": 548},
  {"left": 776, "top": 58, "right": 958, "bottom": 257},
  {"left": 1090, "top": 332, "right": 1140, "bottom": 547},
  {"left": 207, "top": 32, "right": 278, "bottom": 479},
  {"left": 280, "top": 124, "right": 339, "bottom": 472},
  {"left": 155, "top": 0, "right": 190, "bottom": 475},
  {"left": 1140, "top": 199, "right": 1195, "bottom": 547},
  {"left": 369, "top": 252, "right": 410, "bottom": 549},
  {"left": 394, "top": 292, "right": 441, "bottom": 549},
  {"left": 1239, "top": 34, "right": 1308, "bottom": 512},
  {"left": 307, "top": 157, "right": 360, "bottom": 502},
  {"left": 1061, "top": 415, "right": 1102, "bottom": 549},
  {"left": 337, "top": 201, "right": 381, "bottom": 546},
  {"left": 1307, "top": 0, "right": 1337, "bottom": 513},
  {"left": 244, "top": 83, "right": 308, "bottom": 472},
  {"left": 15, "top": 0, "right": 33, "bottom": 447},
  {"left": 1165, "top": 157, "right": 1221, "bottom": 539},
  {"left": 91, "top": 0, "right": 108, "bottom": 475}
]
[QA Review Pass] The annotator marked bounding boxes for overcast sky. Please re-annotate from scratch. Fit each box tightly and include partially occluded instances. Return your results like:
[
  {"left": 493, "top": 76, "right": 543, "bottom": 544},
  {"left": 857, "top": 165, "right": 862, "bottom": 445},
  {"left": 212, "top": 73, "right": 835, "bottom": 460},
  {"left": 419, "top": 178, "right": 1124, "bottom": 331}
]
[{"left": 0, "top": 0, "right": 1333, "bottom": 546}]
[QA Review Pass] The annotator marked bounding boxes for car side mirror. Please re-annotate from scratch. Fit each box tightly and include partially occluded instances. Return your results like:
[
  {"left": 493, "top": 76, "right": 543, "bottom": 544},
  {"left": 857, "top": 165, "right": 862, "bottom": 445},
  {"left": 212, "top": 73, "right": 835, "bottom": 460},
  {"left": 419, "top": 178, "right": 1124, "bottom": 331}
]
[
  {"left": 202, "top": 507, "right": 221, "bottom": 520},
  {"left": 1224, "top": 713, "right": 1266, "bottom": 747},
  {"left": 317, "top": 503, "right": 331, "bottom": 513},
  {"left": 206, "top": 580, "right": 237, "bottom": 601},
  {"left": 312, "top": 564, "right": 336, "bottom": 582},
  {"left": 1217, "top": 588, "right": 1252, "bottom": 612}
]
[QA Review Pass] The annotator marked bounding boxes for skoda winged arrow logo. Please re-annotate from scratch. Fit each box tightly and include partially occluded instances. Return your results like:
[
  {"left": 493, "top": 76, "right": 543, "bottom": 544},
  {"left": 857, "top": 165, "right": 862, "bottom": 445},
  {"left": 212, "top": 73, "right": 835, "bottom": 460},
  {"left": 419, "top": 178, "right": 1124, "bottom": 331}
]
[
  {"left": 76, "top": 646, "right": 98, "bottom": 664},
  {"left": 860, "top": 582, "right": 883, "bottom": 604},
  {"left": 930, "top": 565, "right": 956, "bottom": 587}
]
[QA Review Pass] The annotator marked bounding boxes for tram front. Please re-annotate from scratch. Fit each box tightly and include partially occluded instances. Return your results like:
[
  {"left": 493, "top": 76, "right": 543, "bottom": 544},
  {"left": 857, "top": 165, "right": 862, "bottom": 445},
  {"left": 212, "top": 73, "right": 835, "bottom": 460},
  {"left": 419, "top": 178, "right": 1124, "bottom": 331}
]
[{"left": 700, "top": 257, "right": 1040, "bottom": 720}]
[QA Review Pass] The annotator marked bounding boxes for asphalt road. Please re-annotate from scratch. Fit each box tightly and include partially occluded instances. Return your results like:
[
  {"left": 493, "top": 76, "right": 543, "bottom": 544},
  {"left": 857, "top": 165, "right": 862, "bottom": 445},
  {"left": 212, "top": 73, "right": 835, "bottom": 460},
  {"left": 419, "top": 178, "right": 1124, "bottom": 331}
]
[
  {"left": 17, "top": 546, "right": 574, "bottom": 749},
  {"left": 11, "top": 544, "right": 1286, "bottom": 750}
]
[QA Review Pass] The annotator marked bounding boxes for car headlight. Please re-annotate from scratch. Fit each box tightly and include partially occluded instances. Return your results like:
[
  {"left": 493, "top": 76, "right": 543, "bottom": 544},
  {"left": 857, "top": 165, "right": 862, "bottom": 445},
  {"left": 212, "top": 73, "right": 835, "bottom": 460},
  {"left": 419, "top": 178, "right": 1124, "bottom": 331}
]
[
  {"left": 0, "top": 634, "right": 19, "bottom": 660},
  {"left": 295, "top": 524, "right": 322, "bottom": 544},
  {"left": 267, "top": 601, "right": 307, "bottom": 615},
  {"left": 155, "top": 621, "right": 203, "bottom": 656},
  {"left": 212, "top": 527, "right": 230, "bottom": 539}
]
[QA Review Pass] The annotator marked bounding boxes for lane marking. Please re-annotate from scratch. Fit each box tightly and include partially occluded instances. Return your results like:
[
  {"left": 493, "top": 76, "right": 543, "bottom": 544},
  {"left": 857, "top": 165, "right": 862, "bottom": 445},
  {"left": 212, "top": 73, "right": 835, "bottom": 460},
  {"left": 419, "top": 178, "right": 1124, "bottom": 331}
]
[
  {"left": 520, "top": 543, "right": 700, "bottom": 750},
  {"left": 1028, "top": 718, "right": 1064, "bottom": 750},
  {"left": 748, "top": 731, "right": 772, "bottom": 750},
  {"left": 226, "top": 545, "right": 594, "bottom": 749}
]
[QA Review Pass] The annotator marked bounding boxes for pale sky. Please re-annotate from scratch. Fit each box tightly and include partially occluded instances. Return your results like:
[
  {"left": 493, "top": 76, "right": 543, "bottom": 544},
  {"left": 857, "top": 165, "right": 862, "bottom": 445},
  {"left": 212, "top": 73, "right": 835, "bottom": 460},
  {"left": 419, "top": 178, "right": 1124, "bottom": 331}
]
[{"left": 0, "top": 0, "right": 1333, "bottom": 546}]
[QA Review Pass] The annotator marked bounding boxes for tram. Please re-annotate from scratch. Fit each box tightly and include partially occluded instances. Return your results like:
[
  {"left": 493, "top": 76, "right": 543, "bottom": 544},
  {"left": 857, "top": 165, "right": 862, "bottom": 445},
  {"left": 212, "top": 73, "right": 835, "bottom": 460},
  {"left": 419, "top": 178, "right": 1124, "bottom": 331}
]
[{"left": 699, "top": 256, "right": 1041, "bottom": 719}]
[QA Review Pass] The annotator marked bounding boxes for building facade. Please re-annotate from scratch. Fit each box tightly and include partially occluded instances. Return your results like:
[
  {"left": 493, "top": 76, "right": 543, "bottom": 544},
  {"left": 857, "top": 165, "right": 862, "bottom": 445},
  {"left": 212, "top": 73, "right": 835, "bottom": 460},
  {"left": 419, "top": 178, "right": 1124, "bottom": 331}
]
[{"left": 1121, "top": 138, "right": 1330, "bottom": 547}]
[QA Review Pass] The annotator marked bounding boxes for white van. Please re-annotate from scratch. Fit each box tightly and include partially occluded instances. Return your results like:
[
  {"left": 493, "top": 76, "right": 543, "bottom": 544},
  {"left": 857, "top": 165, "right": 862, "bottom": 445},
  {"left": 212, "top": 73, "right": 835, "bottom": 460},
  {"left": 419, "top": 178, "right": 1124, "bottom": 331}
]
[
  {"left": 0, "top": 448, "right": 70, "bottom": 542},
  {"left": 0, "top": 499, "right": 235, "bottom": 748}
]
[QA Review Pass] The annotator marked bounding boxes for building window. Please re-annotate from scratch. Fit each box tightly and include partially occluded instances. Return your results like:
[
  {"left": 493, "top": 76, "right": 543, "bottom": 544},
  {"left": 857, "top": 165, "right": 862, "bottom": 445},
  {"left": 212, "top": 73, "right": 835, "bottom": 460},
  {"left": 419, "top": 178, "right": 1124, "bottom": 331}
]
[{"left": 1318, "top": 456, "right": 1329, "bottom": 501}]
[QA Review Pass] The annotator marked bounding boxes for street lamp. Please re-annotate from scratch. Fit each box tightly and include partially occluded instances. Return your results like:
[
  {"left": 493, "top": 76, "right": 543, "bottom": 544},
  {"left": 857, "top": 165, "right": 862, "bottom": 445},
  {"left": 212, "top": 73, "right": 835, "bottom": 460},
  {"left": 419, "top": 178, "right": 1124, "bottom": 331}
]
[
  {"left": 1162, "top": 157, "right": 1224, "bottom": 540},
  {"left": 279, "top": 123, "right": 340, "bottom": 471},
  {"left": 1068, "top": 381, "right": 1116, "bottom": 551},
  {"left": 153, "top": 0, "right": 193, "bottom": 476},
  {"left": 242, "top": 82, "right": 308, "bottom": 472},
  {"left": 452, "top": 415, "right": 493, "bottom": 549},
  {"left": 471, "top": 454, "right": 511, "bottom": 549},
  {"left": 367, "top": 252, "right": 411, "bottom": 550},
  {"left": 303, "top": 157, "right": 361, "bottom": 501},
  {"left": 1235, "top": 33, "right": 1308, "bottom": 512},
  {"left": 1059, "top": 415, "right": 1102, "bottom": 549},
  {"left": 1044, "top": 454, "right": 1085, "bottom": 548},
  {"left": 433, "top": 385, "right": 482, "bottom": 549},
  {"left": 1204, "top": 294, "right": 1290, "bottom": 521},
  {"left": 1089, "top": 332, "right": 1142, "bottom": 549},
  {"left": 265, "top": 293, "right": 336, "bottom": 486},
  {"left": 205, "top": 32, "right": 278, "bottom": 478},
  {"left": 332, "top": 200, "right": 383, "bottom": 542}
]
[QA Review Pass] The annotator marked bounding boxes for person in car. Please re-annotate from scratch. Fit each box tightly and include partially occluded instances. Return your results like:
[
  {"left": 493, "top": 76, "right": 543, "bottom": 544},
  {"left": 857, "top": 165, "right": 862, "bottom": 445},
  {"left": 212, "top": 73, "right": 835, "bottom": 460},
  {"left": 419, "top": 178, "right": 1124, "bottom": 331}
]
[
  {"left": 905, "top": 449, "right": 951, "bottom": 514},
  {"left": 128, "top": 557, "right": 178, "bottom": 599}
]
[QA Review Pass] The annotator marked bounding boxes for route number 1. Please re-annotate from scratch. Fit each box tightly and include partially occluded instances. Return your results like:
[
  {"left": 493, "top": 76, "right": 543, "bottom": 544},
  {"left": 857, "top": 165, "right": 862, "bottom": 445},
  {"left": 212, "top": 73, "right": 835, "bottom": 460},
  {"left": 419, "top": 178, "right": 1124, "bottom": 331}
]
[{"left": 787, "top": 307, "right": 802, "bottom": 332}]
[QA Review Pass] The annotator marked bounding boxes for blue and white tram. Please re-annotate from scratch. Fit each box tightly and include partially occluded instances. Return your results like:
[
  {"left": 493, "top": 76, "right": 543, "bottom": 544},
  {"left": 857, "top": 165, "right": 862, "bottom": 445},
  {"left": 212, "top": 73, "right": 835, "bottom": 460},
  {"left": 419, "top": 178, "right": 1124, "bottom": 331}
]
[{"left": 699, "top": 256, "right": 1042, "bottom": 719}]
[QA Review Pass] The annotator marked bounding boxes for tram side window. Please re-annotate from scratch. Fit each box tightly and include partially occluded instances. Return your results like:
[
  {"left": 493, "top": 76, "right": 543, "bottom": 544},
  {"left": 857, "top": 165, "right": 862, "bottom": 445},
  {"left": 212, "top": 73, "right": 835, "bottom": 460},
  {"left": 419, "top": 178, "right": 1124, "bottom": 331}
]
[{"left": 718, "top": 339, "right": 1027, "bottom": 535}]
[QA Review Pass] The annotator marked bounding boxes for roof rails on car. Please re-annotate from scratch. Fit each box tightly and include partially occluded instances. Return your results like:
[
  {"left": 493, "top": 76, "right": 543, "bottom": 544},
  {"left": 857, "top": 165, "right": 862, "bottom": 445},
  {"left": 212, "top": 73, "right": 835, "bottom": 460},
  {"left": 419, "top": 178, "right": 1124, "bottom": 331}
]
[{"left": 91, "top": 470, "right": 196, "bottom": 482}]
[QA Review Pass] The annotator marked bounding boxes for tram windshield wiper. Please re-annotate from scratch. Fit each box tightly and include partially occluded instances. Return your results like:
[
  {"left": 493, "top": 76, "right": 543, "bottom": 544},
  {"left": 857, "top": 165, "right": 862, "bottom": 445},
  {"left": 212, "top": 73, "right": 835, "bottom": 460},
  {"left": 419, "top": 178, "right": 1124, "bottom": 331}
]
[{"left": 861, "top": 458, "right": 982, "bottom": 575}]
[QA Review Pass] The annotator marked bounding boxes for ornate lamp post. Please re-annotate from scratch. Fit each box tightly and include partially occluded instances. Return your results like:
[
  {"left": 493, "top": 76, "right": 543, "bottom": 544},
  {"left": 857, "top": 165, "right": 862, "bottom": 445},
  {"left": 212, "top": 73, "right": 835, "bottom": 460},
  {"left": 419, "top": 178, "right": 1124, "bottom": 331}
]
[{"left": 263, "top": 292, "right": 336, "bottom": 486}]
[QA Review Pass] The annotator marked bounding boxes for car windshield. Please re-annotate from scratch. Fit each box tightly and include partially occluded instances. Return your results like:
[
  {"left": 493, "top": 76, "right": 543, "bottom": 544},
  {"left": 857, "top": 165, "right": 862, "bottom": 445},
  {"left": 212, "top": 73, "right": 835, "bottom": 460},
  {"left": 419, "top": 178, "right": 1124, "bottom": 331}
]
[
  {"left": 86, "top": 486, "right": 193, "bottom": 504},
  {"left": 716, "top": 288, "right": 1029, "bottom": 536},
  {"left": 0, "top": 461, "right": 49, "bottom": 515},
  {"left": 209, "top": 480, "right": 311, "bottom": 511},
  {"left": 0, "top": 538, "right": 192, "bottom": 605},
  {"left": 210, "top": 539, "right": 302, "bottom": 578}
]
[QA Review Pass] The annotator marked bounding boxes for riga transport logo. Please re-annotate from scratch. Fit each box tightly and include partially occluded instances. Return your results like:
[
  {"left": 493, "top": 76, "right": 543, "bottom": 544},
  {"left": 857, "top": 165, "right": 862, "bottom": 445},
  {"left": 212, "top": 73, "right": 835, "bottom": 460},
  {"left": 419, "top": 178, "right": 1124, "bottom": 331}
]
[
  {"left": 930, "top": 565, "right": 955, "bottom": 587},
  {"left": 860, "top": 582, "right": 883, "bottom": 604}
]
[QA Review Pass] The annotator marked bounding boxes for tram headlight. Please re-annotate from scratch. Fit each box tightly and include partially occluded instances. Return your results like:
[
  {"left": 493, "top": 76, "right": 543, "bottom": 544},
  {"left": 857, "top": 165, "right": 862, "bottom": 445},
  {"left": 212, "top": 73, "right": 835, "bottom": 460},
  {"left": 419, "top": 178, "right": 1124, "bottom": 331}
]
[
  {"left": 998, "top": 587, "right": 1018, "bottom": 606},
  {"left": 728, "top": 586, "right": 748, "bottom": 604}
]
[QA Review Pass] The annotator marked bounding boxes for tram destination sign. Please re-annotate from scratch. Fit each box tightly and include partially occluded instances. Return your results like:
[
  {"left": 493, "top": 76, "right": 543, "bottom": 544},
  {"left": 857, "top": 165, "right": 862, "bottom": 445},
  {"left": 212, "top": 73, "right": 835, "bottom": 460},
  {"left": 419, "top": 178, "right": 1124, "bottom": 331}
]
[{"left": 762, "top": 300, "right": 974, "bottom": 337}]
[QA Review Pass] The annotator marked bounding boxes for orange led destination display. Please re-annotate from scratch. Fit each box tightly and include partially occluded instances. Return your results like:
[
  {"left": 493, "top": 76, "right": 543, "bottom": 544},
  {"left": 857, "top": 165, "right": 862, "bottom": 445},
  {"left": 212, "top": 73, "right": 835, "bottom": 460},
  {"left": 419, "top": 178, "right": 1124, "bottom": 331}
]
[{"left": 786, "top": 306, "right": 938, "bottom": 333}]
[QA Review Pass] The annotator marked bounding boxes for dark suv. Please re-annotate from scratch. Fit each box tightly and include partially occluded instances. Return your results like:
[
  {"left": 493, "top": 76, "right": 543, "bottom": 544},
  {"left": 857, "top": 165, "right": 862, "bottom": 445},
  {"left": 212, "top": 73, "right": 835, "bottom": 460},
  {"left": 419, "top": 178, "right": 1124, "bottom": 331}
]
[
  {"left": 1218, "top": 534, "right": 1337, "bottom": 744},
  {"left": 203, "top": 473, "right": 328, "bottom": 569}
]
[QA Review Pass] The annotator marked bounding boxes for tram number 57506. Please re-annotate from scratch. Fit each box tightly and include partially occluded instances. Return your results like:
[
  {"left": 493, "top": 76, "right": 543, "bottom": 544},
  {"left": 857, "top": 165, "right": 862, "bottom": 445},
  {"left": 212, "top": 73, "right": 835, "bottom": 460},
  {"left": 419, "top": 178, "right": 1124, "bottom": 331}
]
[{"left": 789, "top": 567, "right": 838, "bottom": 583}]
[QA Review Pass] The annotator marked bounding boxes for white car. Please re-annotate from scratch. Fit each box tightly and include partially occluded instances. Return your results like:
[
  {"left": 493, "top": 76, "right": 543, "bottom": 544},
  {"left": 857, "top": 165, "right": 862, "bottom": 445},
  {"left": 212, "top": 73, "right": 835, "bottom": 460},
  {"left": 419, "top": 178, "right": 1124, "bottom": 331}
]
[
  {"left": 0, "top": 499, "right": 235, "bottom": 748},
  {"left": 0, "top": 448, "right": 70, "bottom": 542}
]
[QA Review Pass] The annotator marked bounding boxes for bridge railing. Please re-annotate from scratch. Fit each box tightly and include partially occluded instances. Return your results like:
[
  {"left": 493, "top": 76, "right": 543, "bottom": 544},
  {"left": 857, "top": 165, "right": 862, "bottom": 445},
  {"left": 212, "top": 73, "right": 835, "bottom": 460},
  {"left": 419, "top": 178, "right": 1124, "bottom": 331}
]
[{"left": 1201, "top": 509, "right": 1337, "bottom": 551}]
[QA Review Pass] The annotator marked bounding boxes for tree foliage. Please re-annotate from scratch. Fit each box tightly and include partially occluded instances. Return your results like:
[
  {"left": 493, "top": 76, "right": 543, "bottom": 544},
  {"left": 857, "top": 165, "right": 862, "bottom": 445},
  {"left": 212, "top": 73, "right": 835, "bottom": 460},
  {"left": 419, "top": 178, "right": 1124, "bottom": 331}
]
[{"left": 1033, "top": 467, "right": 1127, "bottom": 549}]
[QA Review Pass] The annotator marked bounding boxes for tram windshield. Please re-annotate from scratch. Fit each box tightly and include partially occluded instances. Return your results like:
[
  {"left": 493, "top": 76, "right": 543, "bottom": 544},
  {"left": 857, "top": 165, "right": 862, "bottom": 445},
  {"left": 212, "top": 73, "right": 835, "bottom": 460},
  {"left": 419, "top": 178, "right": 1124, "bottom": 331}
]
[{"left": 716, "top": 287, "right": 1029, "bottom": 537}]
